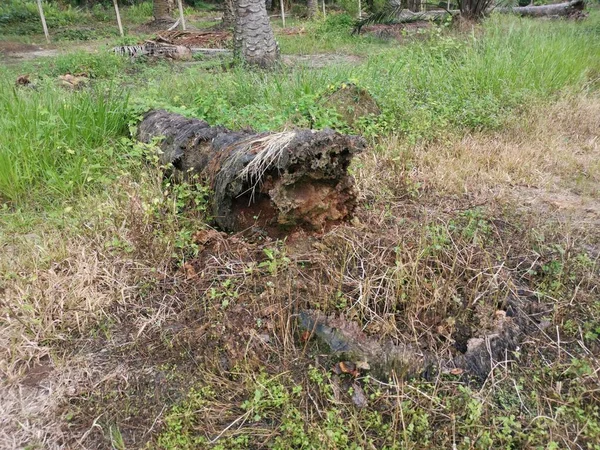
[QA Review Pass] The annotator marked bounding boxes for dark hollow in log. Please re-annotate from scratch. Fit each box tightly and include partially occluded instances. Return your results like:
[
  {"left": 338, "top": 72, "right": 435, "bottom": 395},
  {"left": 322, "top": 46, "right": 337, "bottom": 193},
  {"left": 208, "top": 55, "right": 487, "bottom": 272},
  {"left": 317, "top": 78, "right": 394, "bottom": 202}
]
[{"left": 137, "top": 110, "right": 366, "bottom": 233}]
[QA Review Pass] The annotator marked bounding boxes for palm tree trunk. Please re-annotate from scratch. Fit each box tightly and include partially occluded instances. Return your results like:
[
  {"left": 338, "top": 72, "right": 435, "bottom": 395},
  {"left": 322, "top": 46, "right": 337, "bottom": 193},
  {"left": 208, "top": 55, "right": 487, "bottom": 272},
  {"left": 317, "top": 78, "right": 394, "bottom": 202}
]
[
  {"left": 234, "top": 0, "right": 279, "bottom": 68},
  {"left": 307, "top": 0, "right": 318, "bottom": 18},
  {"left": 153, "top": 0, "right": 174, "bottom": 23},
  {"left": 137, "top": 110, "right": 365, "bottom": 232},
  {"left": 222, "top": 0, "right": 235, "bottom": 28}
]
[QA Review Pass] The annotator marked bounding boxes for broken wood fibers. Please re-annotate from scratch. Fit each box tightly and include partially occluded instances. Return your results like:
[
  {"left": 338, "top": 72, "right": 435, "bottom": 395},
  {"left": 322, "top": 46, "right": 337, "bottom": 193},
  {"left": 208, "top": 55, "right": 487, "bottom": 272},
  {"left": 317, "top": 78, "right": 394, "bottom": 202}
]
[{"left": 137, "top": 110, "right": 366, "bottom": 233}]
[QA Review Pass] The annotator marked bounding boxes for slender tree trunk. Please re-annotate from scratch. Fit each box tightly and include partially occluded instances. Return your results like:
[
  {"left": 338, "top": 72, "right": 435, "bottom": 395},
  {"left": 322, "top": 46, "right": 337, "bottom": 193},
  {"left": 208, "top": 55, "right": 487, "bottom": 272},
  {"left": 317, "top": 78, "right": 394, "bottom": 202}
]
[
  {"left": 234, "top": 0, "right": 280, "bottom": 68},
  {"left": 307, "top": 0, "right": 318, "bottom": 18},
  {"left": 222, "top": 0, "right": 235, "bottom": 28},
  {"left": 153, "top": 0, "right": 175, "bottom": 24},
  {"left": 36, "top": 0, "right": 50, "bottom": 43}
]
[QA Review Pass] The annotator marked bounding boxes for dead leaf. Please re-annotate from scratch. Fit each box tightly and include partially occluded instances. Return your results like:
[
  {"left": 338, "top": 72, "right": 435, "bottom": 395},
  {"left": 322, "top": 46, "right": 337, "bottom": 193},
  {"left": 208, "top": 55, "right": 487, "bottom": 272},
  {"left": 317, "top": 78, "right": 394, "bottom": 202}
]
[
  {"left": 16, "top": 74, "right": 30, "bottom": 86},
  {"left": 351, "top": 382, "right": 368, "bottom": 408}
]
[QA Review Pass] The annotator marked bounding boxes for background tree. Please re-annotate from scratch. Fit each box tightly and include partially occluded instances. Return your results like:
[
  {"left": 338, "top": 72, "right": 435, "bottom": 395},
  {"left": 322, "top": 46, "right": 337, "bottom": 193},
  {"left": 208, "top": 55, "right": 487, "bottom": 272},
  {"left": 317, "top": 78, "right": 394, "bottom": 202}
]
[
  {"left": 153, "top": 0, "right": 175, "bottom": 25},
  {"left": 307, "top": 0, "right": 318, "bottom": 18},
  {"left": 222, "top": 0, "right": 235, "bottom": 27},
  {"left": 457, "top": 0, "right": 493, "bottom": 20},
  {"left": 234, "top": 0, "right": 279, "bottom": 68}
]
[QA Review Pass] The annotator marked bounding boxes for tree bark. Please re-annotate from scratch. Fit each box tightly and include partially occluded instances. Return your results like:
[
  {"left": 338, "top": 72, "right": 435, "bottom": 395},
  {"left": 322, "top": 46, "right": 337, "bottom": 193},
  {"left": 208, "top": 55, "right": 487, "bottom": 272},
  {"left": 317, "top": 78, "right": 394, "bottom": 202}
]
[
  {"left": 495, "top": 0, "right": 585, "bottom": 17},
  {"left": 153, "top": 0, "right": 175, "bottom": 24},
  {"left": 299, "top": 286, "right": 534, "bottom": 381},
  {"left": 234, "top": 0, "right": 280, "bottom": 68},
  {"left": 222, "top": 0, "right": 236, "bottom": 28},
  {"left": 307, "top": 0, "right": 318, "bottom": 19},
  {"left": 137, "top": 110, "right": 366, "bottom": 233}
]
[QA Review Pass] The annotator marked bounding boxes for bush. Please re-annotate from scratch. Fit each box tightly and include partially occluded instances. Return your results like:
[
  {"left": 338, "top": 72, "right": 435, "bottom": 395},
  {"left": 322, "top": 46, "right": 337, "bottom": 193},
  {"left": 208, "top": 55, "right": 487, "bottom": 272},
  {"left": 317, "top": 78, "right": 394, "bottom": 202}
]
[
  {"left": 0, "top": 0, "right": 81, "bottom": 28},
  {"left": 0, "top": 0, "right": 86, "bottom": 35},
  {"left": 317, "top": 13, "right": 355, "bottom": 34}
]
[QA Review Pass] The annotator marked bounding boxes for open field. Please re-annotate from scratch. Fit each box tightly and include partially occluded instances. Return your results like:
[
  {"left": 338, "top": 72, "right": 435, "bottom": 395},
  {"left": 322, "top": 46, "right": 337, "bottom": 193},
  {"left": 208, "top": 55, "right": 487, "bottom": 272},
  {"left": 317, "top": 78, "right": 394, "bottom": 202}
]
[{"left": 1, "top": 2, "right": 600, "bottom": 449}]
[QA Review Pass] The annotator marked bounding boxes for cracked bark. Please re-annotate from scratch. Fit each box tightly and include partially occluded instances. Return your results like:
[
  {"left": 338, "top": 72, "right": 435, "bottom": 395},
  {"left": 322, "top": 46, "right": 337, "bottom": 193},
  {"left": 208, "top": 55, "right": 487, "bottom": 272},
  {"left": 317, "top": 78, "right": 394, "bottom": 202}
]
[
  {"left": 137, "top": 110, "right": 366, "bottom": 233},
  {"left": 234, "top": 0, "right": 279, "bottom": 68}
]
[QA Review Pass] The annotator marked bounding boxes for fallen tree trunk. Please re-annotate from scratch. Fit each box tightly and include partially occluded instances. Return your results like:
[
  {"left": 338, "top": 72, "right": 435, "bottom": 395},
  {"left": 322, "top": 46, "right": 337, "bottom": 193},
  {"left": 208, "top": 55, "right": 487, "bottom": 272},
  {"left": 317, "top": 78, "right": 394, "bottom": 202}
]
[
  {"left": 299, "top": 286, "right": 541, "bottom": 380},
  {"left": 359, "top": 0, "right": 585, "bottom": 28},
  {"left": 137, "top": 110, "right": 366, "bottom": 232},
  {"left": 495, "top": 0, "right": 585, "bottom": 17}
]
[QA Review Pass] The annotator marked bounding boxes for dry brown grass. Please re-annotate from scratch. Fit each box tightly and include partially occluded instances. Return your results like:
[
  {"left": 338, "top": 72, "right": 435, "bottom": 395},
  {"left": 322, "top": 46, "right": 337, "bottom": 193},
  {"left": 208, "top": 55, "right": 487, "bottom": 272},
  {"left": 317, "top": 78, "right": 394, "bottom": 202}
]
[{"left": 369, "top": 95, "right": 600, "bottom": 198}]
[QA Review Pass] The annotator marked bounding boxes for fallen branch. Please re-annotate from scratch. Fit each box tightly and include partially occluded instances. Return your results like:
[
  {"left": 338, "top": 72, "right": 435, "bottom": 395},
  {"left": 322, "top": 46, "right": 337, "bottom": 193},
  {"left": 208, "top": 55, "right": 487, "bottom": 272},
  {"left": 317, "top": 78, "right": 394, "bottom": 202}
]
[
  {"left": 495, "top": 0, "right": 585, "bottom": 17},
  {"left": 137, "top": 110, "right": 366, "bottom": 232}
]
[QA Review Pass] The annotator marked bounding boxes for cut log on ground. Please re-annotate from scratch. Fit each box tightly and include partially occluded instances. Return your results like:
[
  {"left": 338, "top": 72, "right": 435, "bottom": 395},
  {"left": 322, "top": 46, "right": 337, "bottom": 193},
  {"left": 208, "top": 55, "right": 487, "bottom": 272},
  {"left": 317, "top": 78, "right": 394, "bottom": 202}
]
[
  {"left": 137, "top": 110, "right": 366, "bottom": 232},
  {"left": 495, "top": 0, "right": 585, "bottom": 17},
  {"left": 356, "top": 0, "right": 585, "bottom": 30}
]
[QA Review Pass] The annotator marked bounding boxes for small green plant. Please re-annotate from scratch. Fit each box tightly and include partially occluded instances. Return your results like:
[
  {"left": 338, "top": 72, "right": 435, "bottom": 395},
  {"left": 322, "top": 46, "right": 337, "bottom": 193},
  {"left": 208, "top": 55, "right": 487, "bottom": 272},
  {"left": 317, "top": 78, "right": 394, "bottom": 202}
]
[{"left": 259, "top": 247, "right": 290, "bottom": 276}]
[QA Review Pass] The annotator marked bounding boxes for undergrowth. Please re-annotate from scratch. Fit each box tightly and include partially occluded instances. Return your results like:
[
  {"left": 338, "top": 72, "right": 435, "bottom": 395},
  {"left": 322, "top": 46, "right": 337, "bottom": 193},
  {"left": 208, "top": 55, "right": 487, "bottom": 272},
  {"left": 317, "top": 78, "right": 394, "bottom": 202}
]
[
  {"left": 136, "top": 15, "right": 600, "bottom": 142},
  {"left": 0, "top": 8, "right": 599, "bottom": 450}
]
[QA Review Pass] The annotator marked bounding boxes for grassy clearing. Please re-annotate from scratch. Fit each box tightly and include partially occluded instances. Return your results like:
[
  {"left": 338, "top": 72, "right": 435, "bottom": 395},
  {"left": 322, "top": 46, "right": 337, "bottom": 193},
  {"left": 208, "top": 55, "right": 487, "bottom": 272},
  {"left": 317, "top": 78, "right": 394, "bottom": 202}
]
[
  {"left": 137, "top": 15, "right": 600, "bottom": 140},
  {"left": 0, "top": 7, "right": 599, "bottom": 450}
]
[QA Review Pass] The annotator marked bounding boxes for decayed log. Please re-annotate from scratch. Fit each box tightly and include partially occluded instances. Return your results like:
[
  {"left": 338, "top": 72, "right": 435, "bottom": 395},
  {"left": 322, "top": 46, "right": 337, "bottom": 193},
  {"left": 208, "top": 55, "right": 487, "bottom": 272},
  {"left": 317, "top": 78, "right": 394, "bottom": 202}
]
[
  {"left": 299, "top": 287, "right": 540, "bottom": 380},
  {"left": 137, "top": 110, "right": 366, "bottom": 232},
  {"left": 368, "top": 0, "right": 585, "bottom": 26},
  {"left": 496, "top": 0, "right": 585, "bottom": 17}
]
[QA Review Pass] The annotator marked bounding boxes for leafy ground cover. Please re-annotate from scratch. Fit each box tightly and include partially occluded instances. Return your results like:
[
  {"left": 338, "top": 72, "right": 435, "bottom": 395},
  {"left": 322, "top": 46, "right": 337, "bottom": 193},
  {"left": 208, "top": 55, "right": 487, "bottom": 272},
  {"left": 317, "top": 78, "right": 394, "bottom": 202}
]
[{"left": 0, "top": 4, "right": 599, "bottom": 449}]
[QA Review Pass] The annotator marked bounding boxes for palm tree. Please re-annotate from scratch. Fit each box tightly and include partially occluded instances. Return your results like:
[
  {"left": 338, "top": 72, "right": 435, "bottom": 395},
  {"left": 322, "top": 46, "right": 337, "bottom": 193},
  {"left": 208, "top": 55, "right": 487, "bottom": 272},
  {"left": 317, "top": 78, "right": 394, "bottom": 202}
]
[
  {"left": 307, "top": 0, "right": 318, "bottom": 18},
  {"left": 222, "top": 0, "right": 235, "bottom": 28},
  {"left": 153, "top": 0, "right": 175, "bottom": 25},
  {"left": 234, "top": 0, "right": 279, "bottom": 68}
]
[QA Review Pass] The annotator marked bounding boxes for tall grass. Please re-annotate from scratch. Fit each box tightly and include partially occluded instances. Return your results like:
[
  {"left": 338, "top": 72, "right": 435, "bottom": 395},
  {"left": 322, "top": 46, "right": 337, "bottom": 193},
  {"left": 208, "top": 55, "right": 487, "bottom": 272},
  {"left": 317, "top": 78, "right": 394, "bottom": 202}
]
[
  {"left": 140, "top": 14, "right": 599, "bottom": 139},
  {"left": 0, "top": 82, "right": 129, "bottom": 203},
  {"left": 1, "top": 13, "right": 598, "bottom": 204}
]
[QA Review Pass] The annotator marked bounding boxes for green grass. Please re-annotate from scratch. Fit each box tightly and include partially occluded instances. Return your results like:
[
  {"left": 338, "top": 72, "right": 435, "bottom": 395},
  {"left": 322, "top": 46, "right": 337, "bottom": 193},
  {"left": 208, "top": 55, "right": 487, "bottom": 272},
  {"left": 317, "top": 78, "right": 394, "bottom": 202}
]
[
  {"left": 0, "top": 79, "right": 129, "bottom": 203},
  {"left": 138, "top": 14, "right": 600, "bottom": 141},
  {"left": 1, "top": 8, "right": 600, "bottom": 450},
  {"left": 2, "top": 13, "right": 599, "bottom": 204}
]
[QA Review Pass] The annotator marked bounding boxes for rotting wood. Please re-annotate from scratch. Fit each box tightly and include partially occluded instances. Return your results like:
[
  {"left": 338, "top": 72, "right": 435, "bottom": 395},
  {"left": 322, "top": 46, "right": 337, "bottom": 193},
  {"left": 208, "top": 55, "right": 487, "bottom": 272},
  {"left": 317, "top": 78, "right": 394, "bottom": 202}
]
[
  {"left": 495, "top": 0, "right": 585, "bottom": 17},
  {"left": 356, "top": 0, "right": 585, "bottom": 31},
  {"left": 299, "top": 287, "right": 545, "bottom": 381},
  {"left": 137, "top": 110, "right": 366, "bottom": 233}
]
